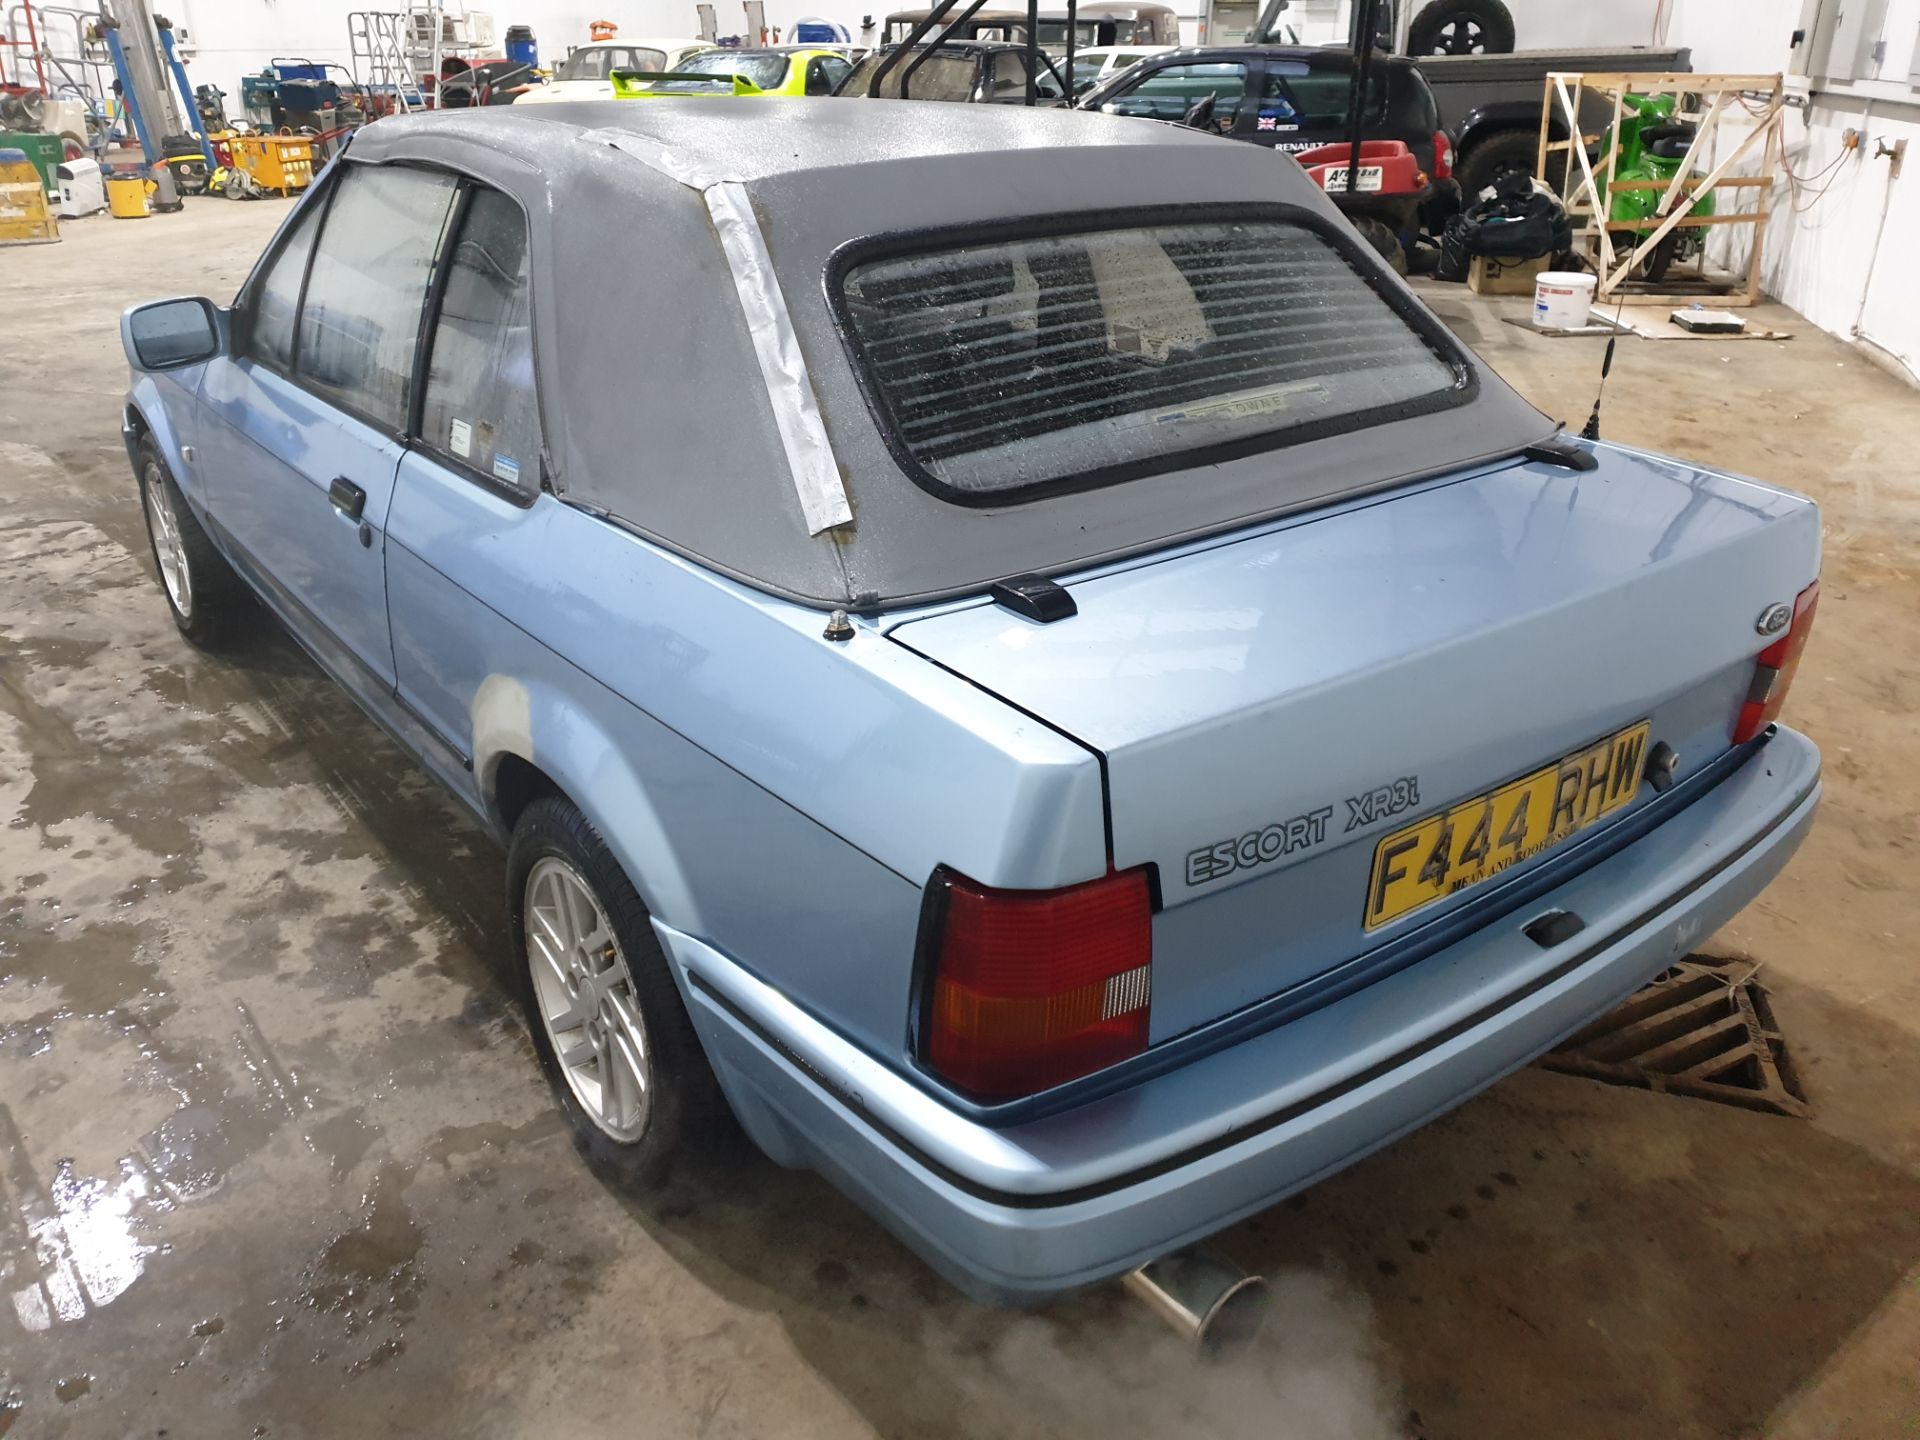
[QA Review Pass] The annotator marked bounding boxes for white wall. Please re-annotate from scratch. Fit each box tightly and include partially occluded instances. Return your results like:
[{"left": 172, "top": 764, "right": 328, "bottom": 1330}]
[{"left": 1663, "top": 0, "right": 1920, "bottom": 380}]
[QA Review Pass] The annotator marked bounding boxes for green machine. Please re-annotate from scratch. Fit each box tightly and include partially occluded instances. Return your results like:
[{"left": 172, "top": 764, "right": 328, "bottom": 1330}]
[
  {"left": 0, "top": 132, "right": 61, "bottom": 197},
  {"left": 1597, "top": 93, "right": 1716, "bottom": 283}
]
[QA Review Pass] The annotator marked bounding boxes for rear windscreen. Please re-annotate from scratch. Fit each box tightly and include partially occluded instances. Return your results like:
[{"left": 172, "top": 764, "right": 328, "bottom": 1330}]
[{"left": 837, "top": 217, "right": 1464, "bottom": 498}]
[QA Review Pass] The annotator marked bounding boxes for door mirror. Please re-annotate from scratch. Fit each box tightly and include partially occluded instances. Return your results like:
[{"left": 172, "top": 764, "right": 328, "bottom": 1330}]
[{"left": 123, "top": 297, "right": 223, "bottom": 371}]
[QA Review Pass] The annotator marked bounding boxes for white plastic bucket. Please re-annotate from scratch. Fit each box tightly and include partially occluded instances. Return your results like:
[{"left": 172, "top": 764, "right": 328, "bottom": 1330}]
[{"left": 1533, "top": 271, "right": 1596, "bottom": 329}]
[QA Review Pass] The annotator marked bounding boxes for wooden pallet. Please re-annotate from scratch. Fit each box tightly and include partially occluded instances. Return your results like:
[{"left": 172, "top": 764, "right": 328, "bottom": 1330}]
[{"left": 1539, "top": 71, "right": 1783, "bottom": 307}]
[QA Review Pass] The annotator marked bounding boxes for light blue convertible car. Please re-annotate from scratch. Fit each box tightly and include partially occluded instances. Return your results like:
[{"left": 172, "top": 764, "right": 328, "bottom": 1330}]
[{"left": 120, "top": 100, "right": 1820, "bottom": 1322}]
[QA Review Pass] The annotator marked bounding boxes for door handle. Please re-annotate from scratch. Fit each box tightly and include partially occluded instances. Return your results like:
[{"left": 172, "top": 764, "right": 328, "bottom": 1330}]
[{"left": 328, "top": 476, "right": 366, "bottom": 520}]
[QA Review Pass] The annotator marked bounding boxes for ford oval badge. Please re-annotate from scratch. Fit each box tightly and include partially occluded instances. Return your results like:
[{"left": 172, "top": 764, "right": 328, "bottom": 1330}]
[{"left": 1756, "top": 602, "right": 1793, "bottom": 636}]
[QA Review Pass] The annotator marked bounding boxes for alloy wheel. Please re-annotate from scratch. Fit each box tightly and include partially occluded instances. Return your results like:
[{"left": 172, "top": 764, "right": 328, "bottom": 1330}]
[
  {"left": 143, "top": 463, "right": 194, "bottom": 618},
  {"left": 524, "top": 856, "right": 654, "bottom": 1142}
]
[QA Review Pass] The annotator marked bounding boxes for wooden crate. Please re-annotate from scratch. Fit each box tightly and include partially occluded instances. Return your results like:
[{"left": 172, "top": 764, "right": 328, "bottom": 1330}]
[
  {"left": 0, "top": 158, "right": 58, "bottom": 244},
  {"left": 1539, "top": 71, "right": 1783, "bottom": 307},
  {"left": 1468, "top": 253, "right": 1551, "bottom": 296}
]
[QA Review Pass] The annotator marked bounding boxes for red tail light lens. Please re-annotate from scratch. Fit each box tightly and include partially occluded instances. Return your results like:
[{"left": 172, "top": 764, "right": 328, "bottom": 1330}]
[
  {"left": 920, "top": 867, "right": 1153, "bottom": 1101},
  {"left": 1732, "top": 580, "right": 1819, "bottom": 743},
  {"left": 1432, "top": 130, "right": 1453, "bottom": 181}
]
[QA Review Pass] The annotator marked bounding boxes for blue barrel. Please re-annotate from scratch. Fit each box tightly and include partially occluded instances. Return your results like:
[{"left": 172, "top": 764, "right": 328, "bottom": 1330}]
[{"left": 505, "top": 25, "right": 538, "bottom": 68}]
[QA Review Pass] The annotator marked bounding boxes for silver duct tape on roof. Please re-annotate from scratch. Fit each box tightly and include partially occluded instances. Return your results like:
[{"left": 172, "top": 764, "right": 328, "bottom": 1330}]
[
  {"left": 705, "top": 180, "right": 853, "bottom": 534},
  {"left": 585, "top": 130, "right": 853, "bottom": 536}
]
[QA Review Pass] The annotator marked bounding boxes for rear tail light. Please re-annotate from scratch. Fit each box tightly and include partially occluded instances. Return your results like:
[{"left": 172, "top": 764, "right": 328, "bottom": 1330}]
[
  {"left": 919, "top": 866, "right": 1153, "bottom": 1101},
  {"left": 1432, "top": 129, "right": 1453, "bottom": 181},
  {"left": 1732, "top": 580, "right": 1819, "bottom": 743}
]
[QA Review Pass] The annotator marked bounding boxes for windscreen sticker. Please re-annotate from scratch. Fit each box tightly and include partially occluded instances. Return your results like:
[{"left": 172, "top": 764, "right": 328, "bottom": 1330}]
[
  {"left": 1152, "top": 379, "right": 1326, "bottom": 427},
  {"left": 492, "top": 454, "right": 521, "bottom": 485},
  {"left": 1256, "top": 112, "right": 1298, "bottom": 132},
  {"left": 450, "top": 418, "right": 472, "bottom": 458}
]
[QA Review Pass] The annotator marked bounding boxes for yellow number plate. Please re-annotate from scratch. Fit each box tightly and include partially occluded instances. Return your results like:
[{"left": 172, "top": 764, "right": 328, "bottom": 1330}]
[{"left": 1363, "top": 721, "right": 1652, "bottom": 932}]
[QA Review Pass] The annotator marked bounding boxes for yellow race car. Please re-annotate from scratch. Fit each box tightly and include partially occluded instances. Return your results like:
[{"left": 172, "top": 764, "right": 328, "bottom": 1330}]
[{"left": 611, "top": 46, "right": 853, "bottom": 98}]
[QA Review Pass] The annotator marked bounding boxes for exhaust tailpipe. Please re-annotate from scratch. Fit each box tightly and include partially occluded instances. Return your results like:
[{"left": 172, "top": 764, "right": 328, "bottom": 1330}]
[{"left": 1123, "top": 1248, "right": 1271, "bottom": 1361}]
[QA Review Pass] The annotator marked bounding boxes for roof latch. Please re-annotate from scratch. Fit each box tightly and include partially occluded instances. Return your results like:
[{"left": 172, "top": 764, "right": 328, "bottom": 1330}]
[
  {"left": 1523, "top": 437, "right": 1600, "bottom": 473},
  {"left": 989, "top": 574, "right": 1077, "bottom": 623}
]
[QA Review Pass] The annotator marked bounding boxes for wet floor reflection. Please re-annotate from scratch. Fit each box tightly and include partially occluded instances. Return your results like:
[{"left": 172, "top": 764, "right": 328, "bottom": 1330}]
[{"left": 0, "top": 1106, "right": 170, "bottom": 1334}]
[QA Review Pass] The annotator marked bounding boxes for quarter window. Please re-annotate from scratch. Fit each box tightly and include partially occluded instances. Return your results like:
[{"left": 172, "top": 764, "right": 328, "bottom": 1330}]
[
  {"left": 419, "top": 188, "right": 541, "bottom": 492},
  {"left": 295, "top": 164, "right": 458, "bottom": 431},
  {"left": 242, "top": 194, "right": 324, "bottom": 371}
]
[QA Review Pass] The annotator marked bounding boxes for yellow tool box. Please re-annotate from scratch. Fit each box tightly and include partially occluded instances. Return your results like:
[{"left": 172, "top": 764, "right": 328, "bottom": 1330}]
[
  {"left": 0, "top": 148, "right": 59, "bottom": 244},
  {"left": 227, "top": 133, "right": 315, "bottom": 195}
]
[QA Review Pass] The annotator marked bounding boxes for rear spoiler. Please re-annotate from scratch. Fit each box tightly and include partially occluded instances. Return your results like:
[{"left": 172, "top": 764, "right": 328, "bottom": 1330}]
[{"left": 609, "top": 69, "right": 766, "bottom": 97}]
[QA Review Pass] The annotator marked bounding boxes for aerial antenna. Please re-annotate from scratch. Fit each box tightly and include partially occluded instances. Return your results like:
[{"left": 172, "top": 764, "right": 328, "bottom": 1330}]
[{"left": 1580, "top": 286, "right": 1630, "bottom": 441}]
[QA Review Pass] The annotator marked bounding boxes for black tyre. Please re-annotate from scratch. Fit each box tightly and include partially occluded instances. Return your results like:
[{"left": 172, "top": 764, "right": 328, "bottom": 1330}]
[
  {"left": 137, "top": 434, "right": 249, "bottom": 646},
  {"left": 1454, "top": 126, "right": 1558, "bottom": 202},
  {"left": 506, "top": 796, "right": 731, "bottom": 1189},
  {"left": 1635, "top": 230, "right": 1681, "bottom": 284},
  {"left": 1407, "top": 0, "right": 1516, "bottom": 55},
  {"left": 1352, "top": 216, "right": 1408, "bottom": 275}
]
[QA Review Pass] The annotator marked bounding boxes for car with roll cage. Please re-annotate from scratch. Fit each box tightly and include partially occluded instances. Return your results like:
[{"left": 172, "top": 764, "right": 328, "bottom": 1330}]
[
  {"left": 836, "top": 38, "right": 1069, "bottom": 101},
  {"left": 118, "top": 99, "right": 1820, "bottom": 1304}
]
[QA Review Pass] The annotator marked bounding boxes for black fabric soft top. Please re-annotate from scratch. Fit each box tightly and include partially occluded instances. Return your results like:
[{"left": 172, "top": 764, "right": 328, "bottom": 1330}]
[{"left": 347, "top": 101, "right": 1557, "bottom": 609}]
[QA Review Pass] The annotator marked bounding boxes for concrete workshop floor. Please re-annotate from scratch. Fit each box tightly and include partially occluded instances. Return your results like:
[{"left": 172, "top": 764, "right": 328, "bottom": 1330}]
[{"left": 2, "top": 201, "right": 1918, "bottom": 1440}]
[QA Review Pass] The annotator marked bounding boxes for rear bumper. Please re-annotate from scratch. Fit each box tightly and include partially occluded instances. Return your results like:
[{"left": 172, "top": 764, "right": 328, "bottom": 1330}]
[{"left": 667, "top": 726, "right": 1819, "bottom": 1303}]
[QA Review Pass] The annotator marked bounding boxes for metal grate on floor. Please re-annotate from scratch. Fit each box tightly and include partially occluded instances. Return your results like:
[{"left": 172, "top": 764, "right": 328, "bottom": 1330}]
[{"left": 1540, "top": 956, "right": 1809, "bottom": 1118}]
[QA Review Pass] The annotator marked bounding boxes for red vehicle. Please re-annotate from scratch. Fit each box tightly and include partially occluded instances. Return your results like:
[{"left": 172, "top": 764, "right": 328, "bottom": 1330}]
[{"left": 1292, "top": 138, "right": 1436, "bottom": 270}]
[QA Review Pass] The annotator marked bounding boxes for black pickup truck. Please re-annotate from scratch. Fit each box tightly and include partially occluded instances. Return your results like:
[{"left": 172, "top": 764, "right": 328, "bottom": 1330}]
[{"left": 1419, "top": 45, "right": 1692, "bottom": 198}]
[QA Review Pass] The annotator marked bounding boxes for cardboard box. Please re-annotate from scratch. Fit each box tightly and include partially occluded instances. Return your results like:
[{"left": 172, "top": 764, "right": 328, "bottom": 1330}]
[{"left": 1468, "top": 253, "right": 1550, "bottom": 296}]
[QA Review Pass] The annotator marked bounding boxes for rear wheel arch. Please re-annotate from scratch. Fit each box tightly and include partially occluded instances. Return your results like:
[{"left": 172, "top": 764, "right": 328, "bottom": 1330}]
[{"left": 471, "top": 695, "right": 695, "bottom": 930}]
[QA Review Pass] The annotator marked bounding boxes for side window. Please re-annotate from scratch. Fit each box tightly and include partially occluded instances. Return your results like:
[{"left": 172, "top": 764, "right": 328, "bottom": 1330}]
[
  {"left": 296, "top": 164, "right": 458, "bottom": 431},
  {"left": 1100, "top": 62, "right": 1248, "bottom": 128},
  {"left": 990, "top": 51, "right": 1062, "bottom": 101},
  {"left": 821, "top": 56, "right": 851, "bottom": 92},
  {"left": 419, "top": 188, "right": 540, "bottom": 493},
  {"left": 1261, "top": 65, "right": 1387, "bottom": 129},
  {"left": 241, "top": 193, "right": 324, "bottom": 371}
]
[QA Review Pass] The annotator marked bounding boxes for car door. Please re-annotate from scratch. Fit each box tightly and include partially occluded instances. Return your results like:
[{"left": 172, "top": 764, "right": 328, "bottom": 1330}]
[
  {"left": 385, "top": 183, "right": 545, "bottom": 767},
  {"left": 1088, "top": 58, "right": 1253, "bottom": 136},
  {"left": 198, "top": 161, "right": 457, "bottom": 687},
  {"left": 806, "top": 54, "right": 851, "bottom": 94}
]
